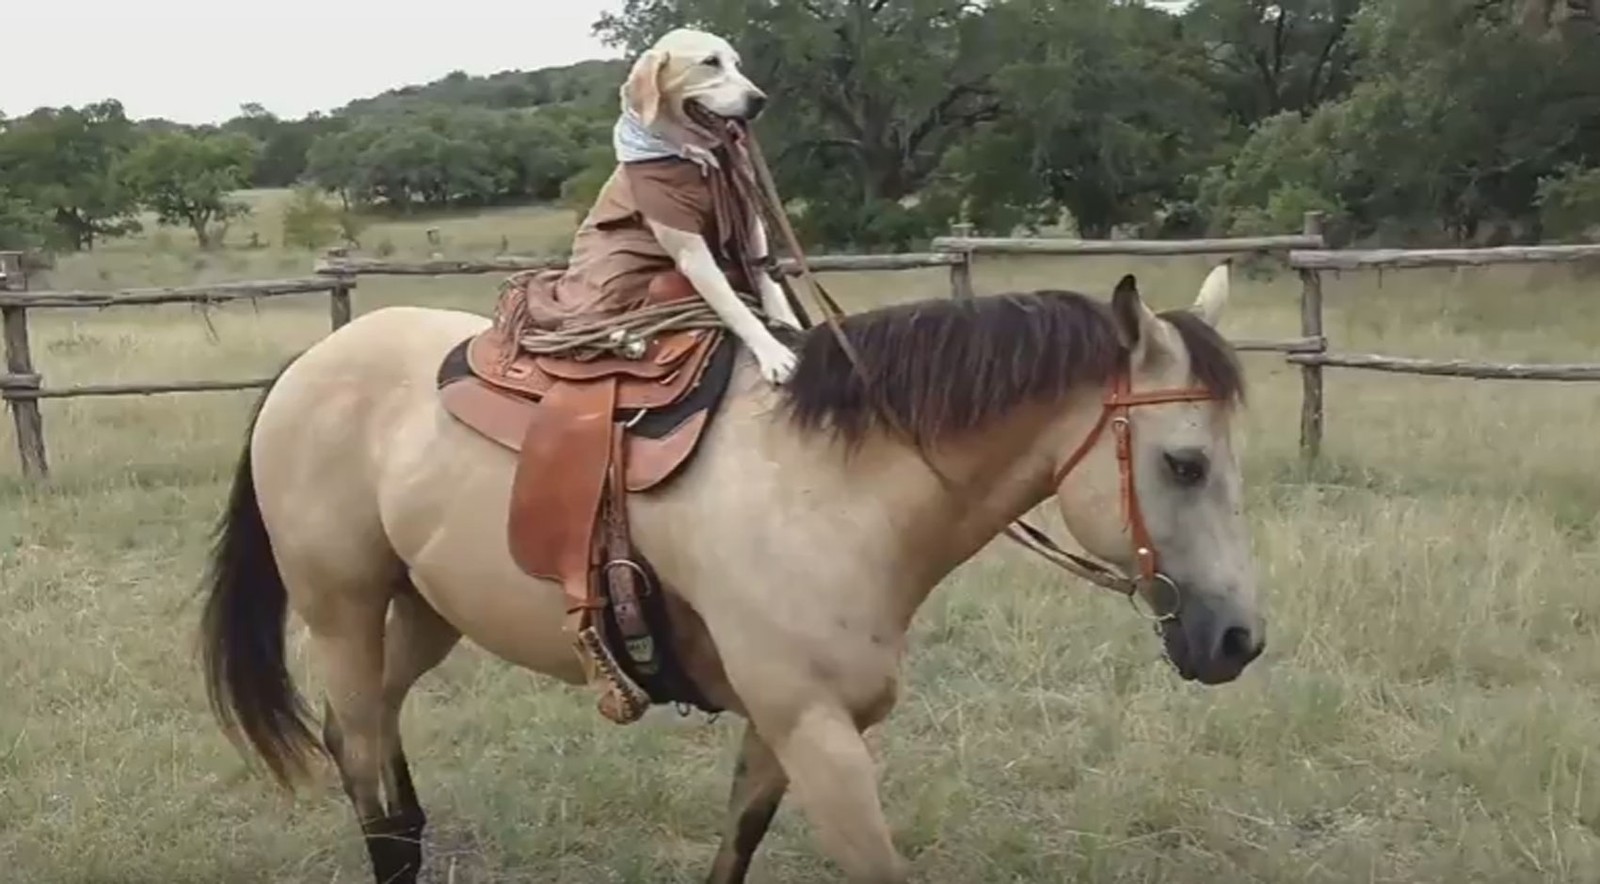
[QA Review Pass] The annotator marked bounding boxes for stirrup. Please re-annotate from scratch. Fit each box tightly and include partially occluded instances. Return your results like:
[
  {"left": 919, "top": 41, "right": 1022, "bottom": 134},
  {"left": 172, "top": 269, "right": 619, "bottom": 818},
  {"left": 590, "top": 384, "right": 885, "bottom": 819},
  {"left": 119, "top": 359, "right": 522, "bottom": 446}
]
[{"left": 575, "top": 626, "right": 650, "bottom": 724}]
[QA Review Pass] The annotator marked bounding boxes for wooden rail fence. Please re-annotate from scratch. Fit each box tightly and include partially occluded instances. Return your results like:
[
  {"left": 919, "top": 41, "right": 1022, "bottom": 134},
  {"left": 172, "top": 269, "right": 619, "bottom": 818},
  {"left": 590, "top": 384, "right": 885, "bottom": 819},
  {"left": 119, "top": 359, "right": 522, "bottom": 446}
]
[
  {"left": 0, "top": 253, "right": 353, "bottom": 479},
  {"left": 5, "top": 214, "right": 1600, "bottom": 480}
]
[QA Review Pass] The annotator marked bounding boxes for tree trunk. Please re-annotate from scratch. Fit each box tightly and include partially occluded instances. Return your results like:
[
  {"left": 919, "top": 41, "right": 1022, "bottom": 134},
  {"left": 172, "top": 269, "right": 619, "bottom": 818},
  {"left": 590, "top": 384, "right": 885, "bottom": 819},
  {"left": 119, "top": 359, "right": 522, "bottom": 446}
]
[{"left": 192, "top": 217, "right": 213, "bottom": 250}]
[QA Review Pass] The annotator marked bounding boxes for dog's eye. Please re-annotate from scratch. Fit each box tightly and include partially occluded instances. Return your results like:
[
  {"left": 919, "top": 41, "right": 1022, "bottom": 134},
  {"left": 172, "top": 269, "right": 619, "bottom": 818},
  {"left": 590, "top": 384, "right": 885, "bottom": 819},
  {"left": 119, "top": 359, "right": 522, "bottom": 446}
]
[
  {"left": 1164, "top": 450, "right": 1209, "bottom": 487},
  {"left": 702, "top": 56, "right": 722, "bottom": 69}
]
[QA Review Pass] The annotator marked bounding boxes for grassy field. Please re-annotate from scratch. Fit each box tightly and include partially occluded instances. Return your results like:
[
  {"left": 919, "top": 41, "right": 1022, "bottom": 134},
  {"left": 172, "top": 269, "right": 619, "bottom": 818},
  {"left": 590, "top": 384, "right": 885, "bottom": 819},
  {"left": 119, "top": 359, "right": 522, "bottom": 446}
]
[{"left": 3, "top": 191, "right": 1599, "bottom": 883}]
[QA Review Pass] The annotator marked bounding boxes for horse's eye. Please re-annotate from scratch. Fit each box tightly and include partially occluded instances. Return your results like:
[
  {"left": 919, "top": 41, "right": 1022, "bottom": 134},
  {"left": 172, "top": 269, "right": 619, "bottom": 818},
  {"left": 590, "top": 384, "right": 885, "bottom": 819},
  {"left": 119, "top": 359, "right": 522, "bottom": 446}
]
[{"left": 1164, "top": 450, "right": 1209, "bottom": 487}]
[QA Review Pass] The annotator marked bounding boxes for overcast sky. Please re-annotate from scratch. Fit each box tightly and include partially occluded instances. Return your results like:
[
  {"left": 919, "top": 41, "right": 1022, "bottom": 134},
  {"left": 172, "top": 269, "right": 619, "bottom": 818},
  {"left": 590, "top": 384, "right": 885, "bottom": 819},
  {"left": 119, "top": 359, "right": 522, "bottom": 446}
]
[{"left": 2, "top": 0, "right": 627, "bottom": 124}]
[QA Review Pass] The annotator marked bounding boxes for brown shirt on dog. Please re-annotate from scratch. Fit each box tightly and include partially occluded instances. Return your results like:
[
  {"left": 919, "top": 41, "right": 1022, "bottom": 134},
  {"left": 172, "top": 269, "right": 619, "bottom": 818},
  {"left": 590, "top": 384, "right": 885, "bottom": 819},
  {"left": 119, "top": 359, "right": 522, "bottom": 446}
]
[{"left": 517, "top": 156, "right": 748, "bottom": 327}]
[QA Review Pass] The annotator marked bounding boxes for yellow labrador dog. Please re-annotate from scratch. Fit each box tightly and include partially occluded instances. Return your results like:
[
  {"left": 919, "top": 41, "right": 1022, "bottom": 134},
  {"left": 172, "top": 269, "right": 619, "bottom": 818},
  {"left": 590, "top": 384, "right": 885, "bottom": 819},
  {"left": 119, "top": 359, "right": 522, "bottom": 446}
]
[{"left": 589, "top": 27, "right": 804, "bottom": 385}]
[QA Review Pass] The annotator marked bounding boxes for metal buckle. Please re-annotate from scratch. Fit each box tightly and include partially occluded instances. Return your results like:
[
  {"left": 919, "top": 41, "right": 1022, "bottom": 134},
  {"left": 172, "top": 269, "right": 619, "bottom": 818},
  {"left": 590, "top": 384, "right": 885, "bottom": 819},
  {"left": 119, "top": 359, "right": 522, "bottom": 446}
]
[{"left": 602, "top": 558, "right": 651, "bottom": 587}]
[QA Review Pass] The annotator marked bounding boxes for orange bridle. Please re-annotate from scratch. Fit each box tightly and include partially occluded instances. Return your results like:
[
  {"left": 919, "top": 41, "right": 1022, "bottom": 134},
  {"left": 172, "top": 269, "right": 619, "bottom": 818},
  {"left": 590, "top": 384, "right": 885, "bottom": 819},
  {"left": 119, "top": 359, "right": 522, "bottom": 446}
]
[{"left": 1004, "top": 370, "right": 1224, "bottom": 623}]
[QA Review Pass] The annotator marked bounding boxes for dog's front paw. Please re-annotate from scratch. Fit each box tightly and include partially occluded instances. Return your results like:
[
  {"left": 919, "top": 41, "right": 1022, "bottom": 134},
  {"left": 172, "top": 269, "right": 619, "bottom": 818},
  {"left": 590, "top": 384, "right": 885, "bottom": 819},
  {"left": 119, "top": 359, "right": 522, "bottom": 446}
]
[{"left": 756, "top": 344, "right": 797, "bottom": 386}]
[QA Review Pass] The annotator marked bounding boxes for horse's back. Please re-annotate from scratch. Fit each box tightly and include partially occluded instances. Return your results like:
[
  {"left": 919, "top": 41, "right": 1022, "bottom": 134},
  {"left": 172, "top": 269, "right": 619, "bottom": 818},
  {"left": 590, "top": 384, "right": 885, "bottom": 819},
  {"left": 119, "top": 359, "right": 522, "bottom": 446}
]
[{"left": 284, "top": 304, "right": 488, "bottom": 381}]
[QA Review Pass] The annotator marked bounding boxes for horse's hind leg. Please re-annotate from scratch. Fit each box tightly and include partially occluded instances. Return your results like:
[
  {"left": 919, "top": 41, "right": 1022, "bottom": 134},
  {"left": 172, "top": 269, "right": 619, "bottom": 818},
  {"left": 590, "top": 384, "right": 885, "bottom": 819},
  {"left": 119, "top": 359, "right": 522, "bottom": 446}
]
[
  {"left": 706, "top": 722, "right": 789, "bottom": 884},
  {"left": 309, "top": 578, "right": 455, "bottom": 884},
  {"left": 378, "top": 586, "right": 462, "bottom": 848},
  {"left": 318, "top": 584, "right": 461, "bottom": 884}
]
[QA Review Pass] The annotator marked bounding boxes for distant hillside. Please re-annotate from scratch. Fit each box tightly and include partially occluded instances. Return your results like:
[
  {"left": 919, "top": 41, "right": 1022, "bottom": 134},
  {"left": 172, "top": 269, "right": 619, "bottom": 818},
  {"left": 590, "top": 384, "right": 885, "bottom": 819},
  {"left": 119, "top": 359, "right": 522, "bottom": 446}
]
[{"left": 337, "top": 58, "right": 627, "bottom": 116}]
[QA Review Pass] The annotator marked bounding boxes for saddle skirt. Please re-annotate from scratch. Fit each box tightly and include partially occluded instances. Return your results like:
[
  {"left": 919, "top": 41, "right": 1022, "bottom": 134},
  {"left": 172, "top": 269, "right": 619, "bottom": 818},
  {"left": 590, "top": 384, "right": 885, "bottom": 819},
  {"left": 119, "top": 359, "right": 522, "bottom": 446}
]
[
  {"left": 434, "top": 269, "right": 738, "bottom": 723},
  {"left": 427, "top": 129, "right": 775, "bottom": 724}
]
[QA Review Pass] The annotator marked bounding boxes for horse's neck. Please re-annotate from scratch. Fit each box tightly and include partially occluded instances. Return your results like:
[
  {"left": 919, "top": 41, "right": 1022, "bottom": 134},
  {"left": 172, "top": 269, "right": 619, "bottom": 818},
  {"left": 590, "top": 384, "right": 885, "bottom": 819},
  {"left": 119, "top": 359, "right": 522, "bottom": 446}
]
[{"left": 841, "top": 394, "right": 1106, "bottom": 622}]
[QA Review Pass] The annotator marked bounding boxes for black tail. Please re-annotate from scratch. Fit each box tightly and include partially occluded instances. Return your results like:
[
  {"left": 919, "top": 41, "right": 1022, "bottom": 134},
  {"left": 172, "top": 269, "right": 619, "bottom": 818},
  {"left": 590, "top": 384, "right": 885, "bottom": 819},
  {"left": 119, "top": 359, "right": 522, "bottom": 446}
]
[{"left": 198, "top": 366, "right": 324, "bottom": 788}]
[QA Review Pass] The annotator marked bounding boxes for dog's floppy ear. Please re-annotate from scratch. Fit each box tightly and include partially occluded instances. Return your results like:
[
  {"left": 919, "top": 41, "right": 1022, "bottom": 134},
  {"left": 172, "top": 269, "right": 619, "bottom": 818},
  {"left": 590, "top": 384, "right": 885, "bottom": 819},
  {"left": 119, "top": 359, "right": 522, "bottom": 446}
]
[{"left": 623, "top": 48, "right": 670, "bottom": 127}]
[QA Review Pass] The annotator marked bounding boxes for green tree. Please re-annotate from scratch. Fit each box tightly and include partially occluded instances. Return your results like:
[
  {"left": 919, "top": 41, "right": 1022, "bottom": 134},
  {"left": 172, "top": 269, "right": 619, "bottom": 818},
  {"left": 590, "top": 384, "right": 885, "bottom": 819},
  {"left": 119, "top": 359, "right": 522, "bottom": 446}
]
[
  {"left": 1536, "top": 163, "right": 1600, "bottom": 241},
  {"left": 0, "top": 187, "right": 49, "bottom": 251},
  {"left": 594, "top": 0, "right": 1009, "bottom": 248},
  {"left": 0, "top": 100, "right": 142, "bottom": 250},
  {"left": 279, "top": 185, "right": 344, "bottom": 250},
  {"left": 303, "top": 106, "right": 593, "bottom": 211},
  {"left": 1186, "top": 0, "right": 1363, "bottom": 124},
  {"left": 220, "top": 104, "right": 347, "bottom": 188},
  {"left": 122, "top": 130, "right": 258, "bottom": 248},
  {"left": 953, "top": 0, "right": 1229, "bottom": 238},
  {"left": 1200, "top": 0, "right": 1600, "bottom": 243}
]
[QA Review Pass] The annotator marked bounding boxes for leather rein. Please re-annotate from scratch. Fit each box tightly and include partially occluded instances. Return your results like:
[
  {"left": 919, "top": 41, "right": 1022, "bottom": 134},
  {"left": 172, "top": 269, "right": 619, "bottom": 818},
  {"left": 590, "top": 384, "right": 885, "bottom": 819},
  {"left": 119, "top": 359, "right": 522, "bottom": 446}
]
[{"left": 728, "top": 126, "right": 1223, "bottom": 624}]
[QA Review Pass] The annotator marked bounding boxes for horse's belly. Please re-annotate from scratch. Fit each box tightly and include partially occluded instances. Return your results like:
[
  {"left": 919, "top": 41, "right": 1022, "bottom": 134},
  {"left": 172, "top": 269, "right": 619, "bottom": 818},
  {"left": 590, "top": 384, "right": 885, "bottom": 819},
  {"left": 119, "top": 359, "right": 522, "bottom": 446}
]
[
  {"left": 381, "top": 415, "right": 590, "bottom": 683},
  {"left": 405, "top": 516, "right": 586, "bottom": 684}
]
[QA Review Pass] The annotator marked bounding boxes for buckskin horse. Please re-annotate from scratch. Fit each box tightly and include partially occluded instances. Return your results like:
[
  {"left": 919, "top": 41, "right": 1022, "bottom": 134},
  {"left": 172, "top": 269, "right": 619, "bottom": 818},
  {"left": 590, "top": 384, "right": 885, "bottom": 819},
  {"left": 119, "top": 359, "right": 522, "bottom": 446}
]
[{"left": 197, "top": 262, "right": 1265, "bottom": 883}]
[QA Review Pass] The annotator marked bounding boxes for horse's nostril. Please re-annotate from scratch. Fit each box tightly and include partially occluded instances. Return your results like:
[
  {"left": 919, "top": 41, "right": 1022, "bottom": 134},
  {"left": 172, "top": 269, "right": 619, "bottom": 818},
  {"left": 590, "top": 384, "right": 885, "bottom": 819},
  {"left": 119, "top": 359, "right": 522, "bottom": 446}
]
[{"left": 1220, "top": 625, "right": 1259, "bottom": 662}]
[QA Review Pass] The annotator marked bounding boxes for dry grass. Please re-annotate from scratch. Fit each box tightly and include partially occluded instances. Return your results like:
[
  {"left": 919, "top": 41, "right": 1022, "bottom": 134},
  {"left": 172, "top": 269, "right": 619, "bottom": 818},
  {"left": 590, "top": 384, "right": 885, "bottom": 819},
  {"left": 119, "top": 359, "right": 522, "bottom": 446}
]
[{"left": 3, "top": 191, "right": 1599, "bottom": 883}]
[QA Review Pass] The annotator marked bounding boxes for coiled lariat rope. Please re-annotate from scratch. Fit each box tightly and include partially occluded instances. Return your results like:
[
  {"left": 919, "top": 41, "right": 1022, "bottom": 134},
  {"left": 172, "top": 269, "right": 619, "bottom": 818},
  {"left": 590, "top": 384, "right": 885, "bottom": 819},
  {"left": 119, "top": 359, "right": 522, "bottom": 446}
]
[
  {"left": 512, "top": 293, "right": 772, "bottom": 359},
  {"left": 489, "top": 257, "right": 774, "bottom": 360}
]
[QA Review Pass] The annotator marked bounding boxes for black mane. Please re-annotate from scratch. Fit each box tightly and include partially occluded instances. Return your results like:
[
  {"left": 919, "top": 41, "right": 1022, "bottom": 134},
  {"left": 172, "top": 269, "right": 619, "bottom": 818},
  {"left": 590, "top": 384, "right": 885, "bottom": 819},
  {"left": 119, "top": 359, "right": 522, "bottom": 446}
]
[{"left": 781, "top": 290, "right": 1244, "bottom": 447}]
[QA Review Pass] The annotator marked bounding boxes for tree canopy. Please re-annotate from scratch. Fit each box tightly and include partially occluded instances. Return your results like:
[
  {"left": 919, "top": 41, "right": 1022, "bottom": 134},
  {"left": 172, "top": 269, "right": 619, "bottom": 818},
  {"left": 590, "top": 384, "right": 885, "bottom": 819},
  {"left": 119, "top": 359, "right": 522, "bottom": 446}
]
[{"left": 1, "top": 0, "right": 1595, "bottom": 253}]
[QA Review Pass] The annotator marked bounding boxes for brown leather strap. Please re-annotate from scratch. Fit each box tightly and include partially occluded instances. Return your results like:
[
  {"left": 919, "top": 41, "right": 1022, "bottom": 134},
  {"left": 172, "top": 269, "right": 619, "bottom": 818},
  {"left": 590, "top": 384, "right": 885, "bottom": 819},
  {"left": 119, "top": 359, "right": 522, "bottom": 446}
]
[
  {"left": 737, "top": 129, "right": 947, "bottom": 469},
  {"left": 603, "top": 420, "right": 657, "bottom": 675},
  {"left": 735, "top": 131, "right": 860, "bottom": 354}
]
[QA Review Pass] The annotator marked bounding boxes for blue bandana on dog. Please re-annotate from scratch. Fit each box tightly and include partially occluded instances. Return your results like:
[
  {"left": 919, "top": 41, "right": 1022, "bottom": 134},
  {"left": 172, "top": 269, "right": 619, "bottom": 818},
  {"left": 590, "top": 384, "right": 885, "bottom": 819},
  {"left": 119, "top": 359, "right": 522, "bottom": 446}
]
[
  {"left": 613, "top": 108, "right": 684, "bottom": 162},
  {"left": 612, "top": 107, "right": 719, "bottom": 170}
]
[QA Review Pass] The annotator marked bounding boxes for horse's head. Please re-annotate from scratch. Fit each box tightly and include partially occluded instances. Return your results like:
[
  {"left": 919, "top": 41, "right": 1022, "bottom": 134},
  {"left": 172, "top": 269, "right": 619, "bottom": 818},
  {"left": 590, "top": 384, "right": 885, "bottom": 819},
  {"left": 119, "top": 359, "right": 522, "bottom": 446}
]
[{"left": 1052, "top": 265, "right": 1263, "bottom": 685}]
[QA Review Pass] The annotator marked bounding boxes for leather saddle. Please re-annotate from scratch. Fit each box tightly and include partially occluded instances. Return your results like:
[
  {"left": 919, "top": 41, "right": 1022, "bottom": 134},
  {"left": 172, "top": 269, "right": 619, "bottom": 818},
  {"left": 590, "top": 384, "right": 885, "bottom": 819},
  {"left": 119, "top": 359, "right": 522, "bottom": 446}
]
[{"left": 436, "top": 270, "right": 736, "bottom": 723}]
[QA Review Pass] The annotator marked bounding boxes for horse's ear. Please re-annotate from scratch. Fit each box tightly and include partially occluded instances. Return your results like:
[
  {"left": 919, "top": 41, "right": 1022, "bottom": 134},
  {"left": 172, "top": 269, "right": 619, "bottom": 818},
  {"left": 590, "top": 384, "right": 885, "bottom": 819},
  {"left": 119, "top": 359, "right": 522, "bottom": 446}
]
[
  {"left": 1112, "top": 273, "right": 1173, "bottom": 369},
  {"left": 1112, "top": 272, "right": 1155, "bottom": 344},
  {"left": 622, "top": 48, "right": 669, "bottom": 126},
  {"left": 1190, "top": 260, "right": 1231, "bottom": 327}
]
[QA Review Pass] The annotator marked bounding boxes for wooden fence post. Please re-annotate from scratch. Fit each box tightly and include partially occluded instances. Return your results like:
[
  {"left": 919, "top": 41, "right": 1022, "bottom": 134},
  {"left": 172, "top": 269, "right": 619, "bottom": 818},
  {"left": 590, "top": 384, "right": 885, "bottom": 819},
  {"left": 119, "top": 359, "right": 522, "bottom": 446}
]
[
  {"left": 947, "top": 223, "right": 975, "bottom": 299},
  {"left": 1297, "top": 211, "right": 1327, "bottom": 465},
  {"left": 329, "top": 280, "right": 353, "bottom": 330},
  {"left": 324, "top": 248, "right": 353, "bottom": 330},
  {"left": 0, "top": 254, "right": 48, "bottom": 479}
]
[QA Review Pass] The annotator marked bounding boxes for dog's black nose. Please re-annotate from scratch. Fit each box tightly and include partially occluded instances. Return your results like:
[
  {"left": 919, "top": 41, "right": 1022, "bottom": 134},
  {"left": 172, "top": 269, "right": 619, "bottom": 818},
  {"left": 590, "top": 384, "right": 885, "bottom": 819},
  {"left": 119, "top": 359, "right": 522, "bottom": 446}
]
[{"left": 746, "top": 93, "right": 768, "bottom": 119}]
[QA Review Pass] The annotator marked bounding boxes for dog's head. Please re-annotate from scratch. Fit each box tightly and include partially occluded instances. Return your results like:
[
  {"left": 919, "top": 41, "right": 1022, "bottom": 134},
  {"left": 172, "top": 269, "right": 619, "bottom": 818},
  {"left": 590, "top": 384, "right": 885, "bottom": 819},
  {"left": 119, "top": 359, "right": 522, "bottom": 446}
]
[{"left": 620, "top": 28, "right": 768, "bottom": 133}]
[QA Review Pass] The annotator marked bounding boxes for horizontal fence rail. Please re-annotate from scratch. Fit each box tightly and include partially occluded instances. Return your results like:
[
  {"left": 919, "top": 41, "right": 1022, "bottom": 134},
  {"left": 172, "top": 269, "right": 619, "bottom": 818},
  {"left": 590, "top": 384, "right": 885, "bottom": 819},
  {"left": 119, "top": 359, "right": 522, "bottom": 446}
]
[
  {"left": 1289, "top": 243, "right": 1600, "bottom": 270},
  {"left": 1279, "top": 237, "right": 1600, "bottom": 453},
  {"left": 0, "top": 263, "right": 355, "bottom": 479},
  {"left": 1231, "top": 336, "right": 1327, "bottom": 354},
  {"left": 0, "top": 276, "right": 346, "bottom": 309},
  {"left": 315, "top": 252, "right": 964, "bottom": 278},
  {"left": 1, "top": 377, "right": 282, "bottom": 400},
  {"left": 5, "top": 215, "right": 1599, "bottom": 481},
  {"left": 1288, "top": 353, "right": 1600, "bottom": 381},
  {"left": 933, "top": 234, "right": 1327, "bottom": 256}
]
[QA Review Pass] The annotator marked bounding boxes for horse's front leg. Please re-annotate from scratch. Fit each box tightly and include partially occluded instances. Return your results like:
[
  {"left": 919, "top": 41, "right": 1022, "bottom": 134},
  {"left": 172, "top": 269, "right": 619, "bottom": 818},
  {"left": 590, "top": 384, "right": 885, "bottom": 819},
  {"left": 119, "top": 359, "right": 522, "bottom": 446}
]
[
  {"left": 714, "top": 625, "right": 906, "bottom": 884},
  {"left": 765, "top": 701, "right": 908, "bottom": 883}
]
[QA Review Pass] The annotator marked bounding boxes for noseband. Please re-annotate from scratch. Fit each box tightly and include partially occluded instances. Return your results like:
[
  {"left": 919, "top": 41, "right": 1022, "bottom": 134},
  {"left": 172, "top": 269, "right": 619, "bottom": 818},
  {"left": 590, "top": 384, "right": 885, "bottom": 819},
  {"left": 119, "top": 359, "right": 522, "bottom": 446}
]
[{"left": 1003, "top": 370, "right": 1223, "bottom": 625}]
